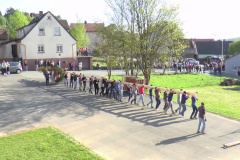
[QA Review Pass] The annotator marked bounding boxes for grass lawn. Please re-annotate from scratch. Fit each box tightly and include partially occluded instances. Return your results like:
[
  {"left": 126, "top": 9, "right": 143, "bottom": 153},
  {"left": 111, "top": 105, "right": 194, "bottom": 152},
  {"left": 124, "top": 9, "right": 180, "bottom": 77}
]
[
  {"left": 0, "top": 127, "right": 103, "bottom": 160},
  {"left": 93, "top": 57, "right": 107, "bottom": 68},
  {"left": 112, "top": 74, "right": 240, "bottom": 120}
]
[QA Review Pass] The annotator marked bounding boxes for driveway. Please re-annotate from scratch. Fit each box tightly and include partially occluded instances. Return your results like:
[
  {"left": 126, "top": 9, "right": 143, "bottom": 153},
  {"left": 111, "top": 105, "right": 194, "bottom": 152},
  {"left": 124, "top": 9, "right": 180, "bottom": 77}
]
[{"left": 0, "top": 71, "right": 239, "bottom": 160}]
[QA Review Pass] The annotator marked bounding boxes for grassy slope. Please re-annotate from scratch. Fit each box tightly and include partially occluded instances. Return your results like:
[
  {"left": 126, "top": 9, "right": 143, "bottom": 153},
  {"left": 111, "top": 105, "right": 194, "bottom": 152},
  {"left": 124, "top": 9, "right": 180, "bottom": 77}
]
[
  {"left": 0, "top": 127, "right": 101, "bottom": 160},
  {"left": 112, "top": 74, "right": 240, "bottom": 120}
]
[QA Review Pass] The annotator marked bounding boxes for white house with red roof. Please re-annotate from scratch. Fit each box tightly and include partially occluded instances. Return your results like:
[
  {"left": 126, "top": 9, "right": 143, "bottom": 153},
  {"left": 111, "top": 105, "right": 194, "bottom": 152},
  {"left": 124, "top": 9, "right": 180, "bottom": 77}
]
[{"left": 0, "top": 11, "right": 77, "bottom": 70}]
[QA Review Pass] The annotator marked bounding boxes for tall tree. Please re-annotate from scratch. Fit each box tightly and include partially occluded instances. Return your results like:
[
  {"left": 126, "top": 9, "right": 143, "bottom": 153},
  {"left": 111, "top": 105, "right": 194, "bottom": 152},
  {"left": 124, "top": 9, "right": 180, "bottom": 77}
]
[
  {"left": 97, "top": 24, "right": 120, "bottom": 79},
  {"left": 0, "top": 16, "right": 7, "bottom": 29},
  {"left": 4, "top": 7, "right": 16, "bottom": 19},
  {"left": 7, "top": 10, "right": 29, "bottom": 39},
  {"left": 23, "top": 12, "right": 34, "bottom": 22},
  {"left": 106, "top": 0, "right": 186, "bottom": 84},
  {"left": 228, "top": 39, "right": 240, "bottom": 56},
  {"left": 69, "top": 22, "right": 90, "bottom": 49}
]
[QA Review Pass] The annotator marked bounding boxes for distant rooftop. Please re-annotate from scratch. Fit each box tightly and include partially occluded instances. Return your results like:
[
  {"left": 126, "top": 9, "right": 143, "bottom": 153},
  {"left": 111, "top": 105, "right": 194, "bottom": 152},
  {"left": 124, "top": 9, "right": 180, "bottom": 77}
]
[{"left": 70, "top": 21, "right": 104, "bottom": 32}]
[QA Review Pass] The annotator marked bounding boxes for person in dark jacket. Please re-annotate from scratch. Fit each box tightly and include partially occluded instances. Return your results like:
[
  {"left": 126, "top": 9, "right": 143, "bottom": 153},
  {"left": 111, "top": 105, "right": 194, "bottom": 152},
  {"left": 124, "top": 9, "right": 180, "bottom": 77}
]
[
  {"left": 179, "top": 91, "right": 189, "bottom": 117},
  {"left": 45, "top": 69, "right": 50, "bottom": 85},
  {"left": 164, "top": 89, "right": 176, "bottom": 114},
  {"left": 93, "top": 77, "right": 99, "bottom": 95},
  {"left": 190, "top": 92, "right": 198, "bottom": 119},
  {"left": 197, "top": 102, "right": 206, "bottom": 134}
]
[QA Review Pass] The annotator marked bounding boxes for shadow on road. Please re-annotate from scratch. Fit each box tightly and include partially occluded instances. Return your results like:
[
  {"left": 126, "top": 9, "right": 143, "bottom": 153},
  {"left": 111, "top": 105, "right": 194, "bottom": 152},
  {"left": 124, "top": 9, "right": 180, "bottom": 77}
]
[
  {"left": 155, "top": 133, "right": 200, "bottom": 145},
  {"left": 0, "top": 79, "right": 194, "bottom": 134}
]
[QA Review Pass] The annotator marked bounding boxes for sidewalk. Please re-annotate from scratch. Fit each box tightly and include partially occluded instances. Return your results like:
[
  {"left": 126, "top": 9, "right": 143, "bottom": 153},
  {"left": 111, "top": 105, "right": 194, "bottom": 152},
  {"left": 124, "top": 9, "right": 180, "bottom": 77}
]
[{"left": 0, "top": 72, "right": 239, "bottom": 160}]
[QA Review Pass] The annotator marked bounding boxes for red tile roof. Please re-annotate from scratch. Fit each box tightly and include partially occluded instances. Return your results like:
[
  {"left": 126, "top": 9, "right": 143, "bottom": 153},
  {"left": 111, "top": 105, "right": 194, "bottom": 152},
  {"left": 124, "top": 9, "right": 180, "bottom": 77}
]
[
  {"left": 0, "top": 29, "right": 8, "bottom": 40},
  {"left": 70, "top": 23, "right": 104, "bottom": 32}
]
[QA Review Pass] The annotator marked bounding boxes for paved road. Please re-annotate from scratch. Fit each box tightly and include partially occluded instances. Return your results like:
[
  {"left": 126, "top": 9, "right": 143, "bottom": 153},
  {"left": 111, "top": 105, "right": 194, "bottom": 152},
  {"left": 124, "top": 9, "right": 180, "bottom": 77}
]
[{"left": 0, "top": 71, "right": 239, "bottom": 160}]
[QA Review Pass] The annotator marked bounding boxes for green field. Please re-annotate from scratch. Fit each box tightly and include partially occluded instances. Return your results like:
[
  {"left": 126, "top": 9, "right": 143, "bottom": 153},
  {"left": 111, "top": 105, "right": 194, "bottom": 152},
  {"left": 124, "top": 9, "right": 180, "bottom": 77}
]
[
  {"left": 93, "top": 57, "right": 107, "bottom": 68},
  {"left": 0, "top": 127, "right": 102, "bottom": 160},
  {"left": 112, "top": 74, "right": 240, "bottom": 120}
]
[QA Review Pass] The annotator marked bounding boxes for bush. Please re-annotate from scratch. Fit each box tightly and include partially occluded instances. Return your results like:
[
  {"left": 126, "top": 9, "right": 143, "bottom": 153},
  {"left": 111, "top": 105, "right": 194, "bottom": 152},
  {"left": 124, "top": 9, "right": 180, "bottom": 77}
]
[{"left": 220, "top": 78, "right": 240, "bottom": 86}]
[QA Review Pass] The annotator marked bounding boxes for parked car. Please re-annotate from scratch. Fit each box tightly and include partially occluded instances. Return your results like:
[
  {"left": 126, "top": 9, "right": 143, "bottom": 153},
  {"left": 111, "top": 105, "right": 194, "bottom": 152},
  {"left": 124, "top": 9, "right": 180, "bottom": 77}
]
[
  {"left": 0, "top": 61, "right": 22, "bottom": 74},
  {"left": 185, "top": 58, "right": 199, "bottom": 65},
  {"left": 210, "top": 57, "right": 223, "bottom": 65}
]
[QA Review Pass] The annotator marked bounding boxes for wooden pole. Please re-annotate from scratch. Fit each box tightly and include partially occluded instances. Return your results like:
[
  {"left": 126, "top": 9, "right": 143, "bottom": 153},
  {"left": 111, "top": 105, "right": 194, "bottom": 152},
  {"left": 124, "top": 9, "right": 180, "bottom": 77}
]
[{"left": 74, "top": 74, "right": 197, "bottom": 96}]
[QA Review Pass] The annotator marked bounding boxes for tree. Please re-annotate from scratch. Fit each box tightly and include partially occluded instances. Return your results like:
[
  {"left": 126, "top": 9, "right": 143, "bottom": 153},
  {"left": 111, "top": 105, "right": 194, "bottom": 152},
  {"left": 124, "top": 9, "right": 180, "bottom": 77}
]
[
  {"left": 97, "top": 24, "right": 120, "bottom": 79},
  {"left": 23, "top": 12, "right": 34, "bottom": 22},
  {"left": 0, "top": 17, "right": 7, "bottom": 29},
  {"left": 69, "top": 22, "right": 90, "bottom": 49},
  {"left": 7, "top": 10, "right": 29, "bottom": 39},
  {"left": 229, "top": 40, "right": 240, "bottom": 56},
  {"left": 105, "top": 0, "right": 186, "bottom": 84},
  {"left": 4, "top": 7, "right": 16, "bottom": 19}
]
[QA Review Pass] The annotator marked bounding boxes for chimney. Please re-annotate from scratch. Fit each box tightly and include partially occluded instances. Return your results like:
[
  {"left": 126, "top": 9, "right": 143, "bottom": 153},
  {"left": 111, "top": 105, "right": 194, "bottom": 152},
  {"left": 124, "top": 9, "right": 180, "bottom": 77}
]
[
  {"left": 84, "top": 20, "right": 87, "bottom": 24},
  {"left": 39, "top": 11, "right": 43, "bottom": 17}
]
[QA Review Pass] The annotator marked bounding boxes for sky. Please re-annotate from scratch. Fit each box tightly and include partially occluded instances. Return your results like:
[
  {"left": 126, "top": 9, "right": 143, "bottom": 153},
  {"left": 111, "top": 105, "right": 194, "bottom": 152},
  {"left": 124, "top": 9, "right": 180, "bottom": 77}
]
[{"left": 0, "top": 0, "right": 239, "bottom": 40}]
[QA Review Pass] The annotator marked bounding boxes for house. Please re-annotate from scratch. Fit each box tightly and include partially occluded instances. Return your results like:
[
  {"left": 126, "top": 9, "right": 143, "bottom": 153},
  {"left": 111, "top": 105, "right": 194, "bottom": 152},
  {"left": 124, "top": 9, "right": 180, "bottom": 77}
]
[
  {"left": 70, "top": 21, "right": 104, "bottom": 52},
  {"left": 195, "top": 40, "right": 232, "bottom": 59},
  {"left": 0, "top": 29, "right": 8, "bottom": 43},
  {"left": 225, "top": 53, "right": 240, "bottom": 76},
  {"left": 0, "top": 11, "right": 79, "bottom": 70},
  {"left": 181, "top": 39, "right": 214, "bottom": 59}
]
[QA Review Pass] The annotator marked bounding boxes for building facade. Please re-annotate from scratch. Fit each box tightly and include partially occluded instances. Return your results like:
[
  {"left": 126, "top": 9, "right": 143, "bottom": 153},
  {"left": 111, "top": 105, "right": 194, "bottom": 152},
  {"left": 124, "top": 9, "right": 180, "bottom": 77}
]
[
  {"left": 0, "top": 11, "right": 78, "bottom": 70},
  {"left": 225, "top": 53, "right": 240, "bottom": 75}
]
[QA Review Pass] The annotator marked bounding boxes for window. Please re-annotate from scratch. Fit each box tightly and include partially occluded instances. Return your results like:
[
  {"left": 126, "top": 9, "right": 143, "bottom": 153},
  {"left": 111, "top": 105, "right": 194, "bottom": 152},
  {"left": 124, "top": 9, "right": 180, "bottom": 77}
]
[
  {"left": 38, "top": 45, "right": 44, "bottom": 53},
  {"left": 55, "top": 27, "right": 60, "bottom": 36},
  {"left": 39, "top": 27, "right": 45, "bottom": 36},
  {"left": 57, "top": 45, "right": 62, "bottom": 53}
]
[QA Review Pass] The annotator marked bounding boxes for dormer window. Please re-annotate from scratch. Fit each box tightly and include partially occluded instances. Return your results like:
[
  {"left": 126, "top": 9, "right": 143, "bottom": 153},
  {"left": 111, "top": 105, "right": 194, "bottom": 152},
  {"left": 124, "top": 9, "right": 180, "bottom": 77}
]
[
  {"left": 54, "top": 27, "right": 60, "bottom": 36},
  {"left": 39, "top": 27, "right": 45, "bottom": 36}
]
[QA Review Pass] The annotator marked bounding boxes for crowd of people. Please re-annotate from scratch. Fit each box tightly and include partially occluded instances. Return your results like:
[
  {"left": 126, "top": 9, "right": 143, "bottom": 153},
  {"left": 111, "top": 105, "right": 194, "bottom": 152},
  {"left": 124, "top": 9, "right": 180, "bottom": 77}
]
[
  {"left": 1, "top": 61, "right": 10, "bottom": 76},
  {"left": 62, "top": 70, "right": 207, "bottom": 134},
  {"left": 154, "top": 59, "right": 225, "bottom": 76}
]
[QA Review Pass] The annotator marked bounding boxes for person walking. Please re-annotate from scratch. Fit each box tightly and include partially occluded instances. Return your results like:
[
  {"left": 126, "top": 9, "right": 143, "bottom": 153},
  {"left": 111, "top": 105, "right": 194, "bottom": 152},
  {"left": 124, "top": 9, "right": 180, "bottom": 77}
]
[
  {"left": 127, "top": 83, "right": 133, "bottom": 103},
  {"left": 109, "top": 80, "right": 116, "bottom": 98},
  {"left": 164, "top": 89, "right": 175, "bottom": 114},
  {"left": 89, "top": 76, "right": 93, "bottom": 94},
  {"left": 190, "top": 92, "right": 198, "bottom": 119},
  {"left": 147, "top": 86, "right": 154, "bottom": 108},
  {"left": 45, "top": 69, "right": 50, "bottom": 85},
  {"left": 137, "top": 84, "right": 145, "bottom": 106},
  {"left": 78, "top": 73, "right": 82, "bottom": 91},
  {"left": 64, "top": 71, "right": 68, "bottom": 86},
  {"left": 119, "top": 81, "right": 124, "bottom": 101},
  {"left": 82, "top": 75, "right": 87, "bottom": 92},
  {"left": 99, "top": 78, "right": 105, "bottom": 96},
  {"left": 197, "top": 102, "right": 206, "bottom": 134},
  {"left": 69, "top": 73, "right": 74, "bottom": 88},
  {"left": 51, "top": 69, "right": 55, "bottom": 84},
  {"left": 115, "top": 81, "right": 120, "bottom": 100},
  {"left": 73, "top": 73, "right": 78, "bottom": 89},
  {"left": 163, "top": 88, "right": 169, "bottom": 111},
  {"left": 179, "top": 91, "right": 189, "bottom": 117},
  {"left": 131, "top": 83, "right": 138, "bottom": 105},
  {"left": 155, "top": 87, "right": 161, "bottom": 110},
  {"left": 94, "top": 77, "right": 99, "bottom": 95},
  {"left": 24, "top": 60, "right": 28, "bottom": 71},
  {"left": 175, "top": 89, "right": 183, "bottom": 114}
]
